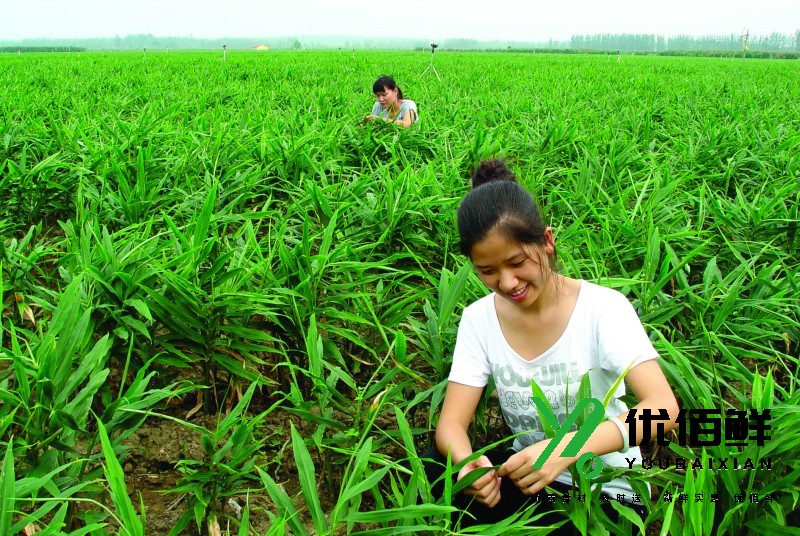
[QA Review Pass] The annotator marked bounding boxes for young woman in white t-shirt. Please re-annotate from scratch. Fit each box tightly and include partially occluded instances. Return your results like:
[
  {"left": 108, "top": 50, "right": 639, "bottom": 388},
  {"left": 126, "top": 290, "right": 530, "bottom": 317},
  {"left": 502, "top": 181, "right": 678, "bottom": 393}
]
[
  {"left": 364, "top": 75, "right": 418, "bottom": 128},
  {"left": 429, "top": 159, "right": 680, "bottom": 531}
]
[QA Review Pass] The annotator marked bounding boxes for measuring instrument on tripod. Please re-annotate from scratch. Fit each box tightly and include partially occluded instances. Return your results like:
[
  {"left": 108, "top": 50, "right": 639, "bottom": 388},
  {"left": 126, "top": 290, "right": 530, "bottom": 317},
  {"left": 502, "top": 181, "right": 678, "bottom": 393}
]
[{"left": 420, "top": 43, "right": 441, "bottom": 80}]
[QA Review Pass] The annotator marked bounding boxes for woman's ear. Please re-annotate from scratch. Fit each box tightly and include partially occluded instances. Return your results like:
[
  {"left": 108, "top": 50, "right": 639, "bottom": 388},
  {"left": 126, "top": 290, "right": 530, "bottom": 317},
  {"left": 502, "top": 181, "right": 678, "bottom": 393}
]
[{"left": 543, "top": 227, "right": 555, "bottom": 254}]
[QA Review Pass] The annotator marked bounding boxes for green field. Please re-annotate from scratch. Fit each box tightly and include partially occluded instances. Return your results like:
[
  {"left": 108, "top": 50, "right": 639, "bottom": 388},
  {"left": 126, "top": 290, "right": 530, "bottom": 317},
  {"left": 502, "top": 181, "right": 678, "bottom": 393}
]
[{"left": 1, "top": 50, "right": 799, "bottom": 535}]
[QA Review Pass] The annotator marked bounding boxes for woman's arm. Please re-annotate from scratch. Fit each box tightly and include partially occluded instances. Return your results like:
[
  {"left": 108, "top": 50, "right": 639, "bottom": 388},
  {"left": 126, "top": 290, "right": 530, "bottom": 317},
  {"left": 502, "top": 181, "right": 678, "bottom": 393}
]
[
  {"left": 499, "top": 359, "right": 679, "bottom": 495},
  {"left": 395, "top": 110, "right": 413, "bottom": 128},
  {"left": 392, "top": 101, "right": 415, "bottom": 128},
  {"left": 436, "top": 382, "right": 483, "bottom": 463},
  {"left": 584, "top": 359, "right": 680, "bottom": 454},
  {"left": 436, "top": 381, "right": 502, "bottom": 507}
]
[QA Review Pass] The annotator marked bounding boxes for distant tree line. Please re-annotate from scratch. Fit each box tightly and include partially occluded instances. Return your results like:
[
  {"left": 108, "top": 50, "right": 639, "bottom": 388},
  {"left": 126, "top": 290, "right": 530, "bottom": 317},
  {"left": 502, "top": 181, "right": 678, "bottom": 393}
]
[
  {"left": 461, "top": 47, "right": 799, "bottom": 60},
  {"left": 0, "top": 35, "right": 304, "bottom": 51},
  {"left": 569, "top": 31, "right": 800, "bottom": 52},
  {"left": 0, "top": 46, "right": 85, "bottom": 53},
  {"left": 1, "top": 31, "right": 798, "bottom": 53}
]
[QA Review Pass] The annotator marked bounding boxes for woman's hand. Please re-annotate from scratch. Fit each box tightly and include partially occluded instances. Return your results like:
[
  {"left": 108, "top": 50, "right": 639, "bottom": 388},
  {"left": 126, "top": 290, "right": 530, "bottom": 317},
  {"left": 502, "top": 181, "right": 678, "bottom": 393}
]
[
  {"left": 457, "top": 455, "right": 502, "bottom": 508},
  {"left": 436, "top": 383, "right": 498, "bottom": 505},
  {"left": 497, "top": 439, "right": 573, "bottom": 496}
]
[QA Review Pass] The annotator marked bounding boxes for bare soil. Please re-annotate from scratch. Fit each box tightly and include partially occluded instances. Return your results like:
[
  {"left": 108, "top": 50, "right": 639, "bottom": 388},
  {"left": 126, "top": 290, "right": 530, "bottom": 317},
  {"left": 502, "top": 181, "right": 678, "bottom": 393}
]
[{"left": 121, "top": 406, "right": 314, "bottom": 535}]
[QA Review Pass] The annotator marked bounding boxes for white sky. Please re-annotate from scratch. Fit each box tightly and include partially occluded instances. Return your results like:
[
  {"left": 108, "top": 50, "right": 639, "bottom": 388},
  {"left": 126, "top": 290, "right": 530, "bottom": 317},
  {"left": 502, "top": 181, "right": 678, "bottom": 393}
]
[{"left": 2, "top": 0, "right": 798, "bottom": 41}]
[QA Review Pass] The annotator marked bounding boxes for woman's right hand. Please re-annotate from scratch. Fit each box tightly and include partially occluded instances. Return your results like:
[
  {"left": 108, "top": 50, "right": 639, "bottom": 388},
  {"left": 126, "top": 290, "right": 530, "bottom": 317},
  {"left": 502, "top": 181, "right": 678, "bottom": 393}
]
[{"left": 457, "top": 455, "right": 502, "bottom": 507}]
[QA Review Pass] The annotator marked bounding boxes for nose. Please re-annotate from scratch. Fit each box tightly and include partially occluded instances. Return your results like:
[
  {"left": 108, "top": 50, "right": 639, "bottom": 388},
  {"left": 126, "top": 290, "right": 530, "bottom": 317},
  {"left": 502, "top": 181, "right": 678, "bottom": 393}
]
[{"left": 498, "top": 270, "right": 518, "bottom": 292}]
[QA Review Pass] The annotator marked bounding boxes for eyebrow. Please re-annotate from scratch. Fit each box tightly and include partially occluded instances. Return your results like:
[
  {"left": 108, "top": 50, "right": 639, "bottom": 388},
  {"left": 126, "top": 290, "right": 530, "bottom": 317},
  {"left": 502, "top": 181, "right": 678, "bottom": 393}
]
[{"left": 473, "top": 252, "right": 525, "bottom": 269}]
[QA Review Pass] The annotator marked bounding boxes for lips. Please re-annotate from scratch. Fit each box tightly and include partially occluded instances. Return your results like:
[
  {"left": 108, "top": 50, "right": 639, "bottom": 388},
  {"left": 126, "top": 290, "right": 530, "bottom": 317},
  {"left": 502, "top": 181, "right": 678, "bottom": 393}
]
[{"left": 506, "top": 285, "right": 528, "bottom": 301}]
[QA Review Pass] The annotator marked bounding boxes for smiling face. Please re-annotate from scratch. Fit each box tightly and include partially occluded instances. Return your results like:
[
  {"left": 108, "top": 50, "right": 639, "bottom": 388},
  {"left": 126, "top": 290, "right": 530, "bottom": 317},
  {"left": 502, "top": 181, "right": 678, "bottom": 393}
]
[
  {"left": 374, "top": 85, "right": 399, "bottom": 109},
  {"left": 470, "top": 227, "right": 555, "bottom": 308}
]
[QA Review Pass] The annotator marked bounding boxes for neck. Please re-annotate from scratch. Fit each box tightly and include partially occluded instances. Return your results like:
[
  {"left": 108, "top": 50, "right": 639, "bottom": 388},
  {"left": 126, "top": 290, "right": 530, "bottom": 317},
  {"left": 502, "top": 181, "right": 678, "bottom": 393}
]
[
  {"left": 520, "top": 272, "right": 567, "bottom": 317},
  {"left": 537, "top": 273, "right": 560, "bottom": 308}
]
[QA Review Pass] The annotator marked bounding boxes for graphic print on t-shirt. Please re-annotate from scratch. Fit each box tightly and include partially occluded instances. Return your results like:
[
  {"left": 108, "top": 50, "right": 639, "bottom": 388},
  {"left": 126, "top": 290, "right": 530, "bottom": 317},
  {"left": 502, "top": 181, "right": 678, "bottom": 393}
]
[{"left": 492, "top": 361, "right": 581, "bottom": 448}]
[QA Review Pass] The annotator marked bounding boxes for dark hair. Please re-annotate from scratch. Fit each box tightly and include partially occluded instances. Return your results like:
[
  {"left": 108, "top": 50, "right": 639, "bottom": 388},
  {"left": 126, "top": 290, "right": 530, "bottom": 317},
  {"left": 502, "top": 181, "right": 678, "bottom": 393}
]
[
  {"left": 372, "top": 75, "right": 404, "bottom": 99},
  {"left": 458, "top": 160, "right": 555, "bottom": 267}
]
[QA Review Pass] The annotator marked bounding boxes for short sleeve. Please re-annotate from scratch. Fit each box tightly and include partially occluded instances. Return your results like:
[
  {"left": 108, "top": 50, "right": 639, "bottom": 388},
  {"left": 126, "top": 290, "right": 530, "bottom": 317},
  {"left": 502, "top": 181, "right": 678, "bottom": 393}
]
[
  {"left": 405, "top": 100, "right": 419, "bottom": 123},
  {"left": 596, "top": 290, "right": 658, "bottom": 377},
  {"left": 448, "top": 308, "right": 491, "bottom": 387}
]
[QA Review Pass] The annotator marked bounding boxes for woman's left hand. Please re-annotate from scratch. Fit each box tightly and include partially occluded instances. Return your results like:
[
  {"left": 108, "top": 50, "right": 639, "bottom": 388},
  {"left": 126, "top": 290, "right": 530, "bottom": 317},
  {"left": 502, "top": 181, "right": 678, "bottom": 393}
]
[{"left": 496, "top": 439, "right": 574, "bottom": 495}]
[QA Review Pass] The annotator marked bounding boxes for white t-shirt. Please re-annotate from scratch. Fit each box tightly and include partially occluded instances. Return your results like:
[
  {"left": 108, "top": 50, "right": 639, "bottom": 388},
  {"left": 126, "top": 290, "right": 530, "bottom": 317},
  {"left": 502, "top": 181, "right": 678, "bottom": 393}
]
[
  {"left": 449, "top": 280, "right": 658, "bottom": 499},
  {"left": 371, "top": 99, "right": 418, "bottom": 123}
]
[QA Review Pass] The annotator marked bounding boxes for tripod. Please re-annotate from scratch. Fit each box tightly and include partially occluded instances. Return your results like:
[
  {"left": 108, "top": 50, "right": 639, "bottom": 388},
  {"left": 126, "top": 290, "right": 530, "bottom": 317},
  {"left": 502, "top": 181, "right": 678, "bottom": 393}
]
[{"left": 420, "top": 46, "right": 441, "bottom": 80}]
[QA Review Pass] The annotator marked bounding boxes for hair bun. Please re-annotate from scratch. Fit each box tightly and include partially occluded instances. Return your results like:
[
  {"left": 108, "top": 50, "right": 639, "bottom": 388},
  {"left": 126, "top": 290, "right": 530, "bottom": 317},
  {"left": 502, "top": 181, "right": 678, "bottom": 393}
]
[{"left": 471, "top": 159, "right": 517, "bottom": 188}]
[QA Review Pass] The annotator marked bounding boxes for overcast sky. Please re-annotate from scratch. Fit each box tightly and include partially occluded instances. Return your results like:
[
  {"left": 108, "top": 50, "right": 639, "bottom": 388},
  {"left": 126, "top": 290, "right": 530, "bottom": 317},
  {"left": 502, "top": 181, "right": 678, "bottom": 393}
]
[{"left": 3, "top": 0, "right": 799, "bottom": 41}]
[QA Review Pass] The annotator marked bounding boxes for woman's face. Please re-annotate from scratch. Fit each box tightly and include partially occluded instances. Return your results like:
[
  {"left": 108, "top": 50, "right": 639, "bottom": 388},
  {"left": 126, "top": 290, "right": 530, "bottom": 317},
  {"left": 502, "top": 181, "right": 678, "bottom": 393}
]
[
  {"left": 470, "top": 227, "right": 555, "bottom": 309},
  {"left": 374, "top": 85, "right": 399, "bottom": 109}
]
